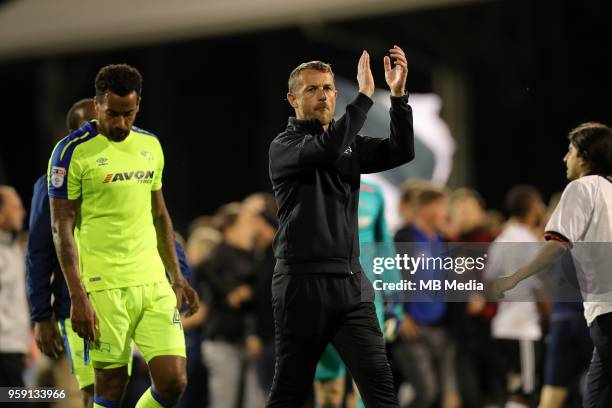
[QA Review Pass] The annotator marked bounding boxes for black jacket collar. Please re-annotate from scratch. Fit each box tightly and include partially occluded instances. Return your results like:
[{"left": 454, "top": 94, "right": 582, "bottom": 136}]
[{"left": 287, "top": 117, "right": 330, "bottom": 134}]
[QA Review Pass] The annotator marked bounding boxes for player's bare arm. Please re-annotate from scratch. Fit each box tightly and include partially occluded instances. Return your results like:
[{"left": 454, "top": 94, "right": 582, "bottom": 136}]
[
  {"left": 151, "top": 189, "right": 199, "bottom": 316},
  {"left": 50, "top": 197, "right": 98, "bottom": 342},
  {"left": 490, "top": 240, "right": 567, "bottom": 298}
]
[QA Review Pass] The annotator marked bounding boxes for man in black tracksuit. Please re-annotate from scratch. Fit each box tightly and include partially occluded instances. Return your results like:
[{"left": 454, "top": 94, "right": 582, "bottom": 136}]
[{"left": 267, "top": 47, "right": 414, "bottom": 407}]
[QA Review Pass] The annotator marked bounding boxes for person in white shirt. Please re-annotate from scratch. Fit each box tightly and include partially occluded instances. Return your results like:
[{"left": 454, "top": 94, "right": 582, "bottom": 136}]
[
  {"left": 486, "top": 185, "right": 547, "bottom": 408},
  {"left": 493, "top": 122, "right": 612, "bottom": 407},
  {"left": 0, "top": 186, "right": 29, "bottom": 387}
]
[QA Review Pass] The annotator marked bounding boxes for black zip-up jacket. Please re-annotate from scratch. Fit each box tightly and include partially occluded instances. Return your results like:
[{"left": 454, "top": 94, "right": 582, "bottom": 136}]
[{"left": 269, "top": 92, "right": 414, "bottom": 275}]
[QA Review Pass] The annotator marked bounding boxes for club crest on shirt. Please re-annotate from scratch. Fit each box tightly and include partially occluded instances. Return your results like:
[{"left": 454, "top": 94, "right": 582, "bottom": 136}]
[
  {"left": 343, "top": 146, "right": 353, "bottom": 156},
  {"left": 140, "top": 150, "right": 154, "bottom": 162},
  {"left": 51, "top": 166, "right": 66, "bottom": 188}
]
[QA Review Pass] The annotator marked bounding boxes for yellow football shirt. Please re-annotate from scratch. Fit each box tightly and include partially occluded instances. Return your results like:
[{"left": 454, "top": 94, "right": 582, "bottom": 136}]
[{"left": 48, "top": 121, "right": 166, "bottom": 291}]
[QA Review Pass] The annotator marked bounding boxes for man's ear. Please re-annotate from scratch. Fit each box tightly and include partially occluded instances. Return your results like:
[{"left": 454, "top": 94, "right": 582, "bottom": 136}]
[
  {"left": 287, "top": 92, "right": 298, "bottom": 109},
  {"left": 93, "top": 95, "right": 101, "bottom": 114}
]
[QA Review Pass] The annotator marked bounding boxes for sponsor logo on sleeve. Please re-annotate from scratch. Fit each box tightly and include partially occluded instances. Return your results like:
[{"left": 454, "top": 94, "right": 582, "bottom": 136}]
[{"left": 51, "top": 166, "right": 66, "bottom": 188}]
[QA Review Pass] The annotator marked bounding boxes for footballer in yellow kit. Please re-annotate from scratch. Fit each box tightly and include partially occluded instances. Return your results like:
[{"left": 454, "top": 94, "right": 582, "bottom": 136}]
[{"left": 48, "top": 64, "right": 198, "bottom": 408}]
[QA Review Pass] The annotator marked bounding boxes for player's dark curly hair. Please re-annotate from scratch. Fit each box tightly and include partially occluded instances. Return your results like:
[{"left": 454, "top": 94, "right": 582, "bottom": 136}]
[
  {"left": 568, "top": 122, "right": 612, "bottom": 176},
  {"left": 95, "top": 64, "right": 143, "bottom": 99}
]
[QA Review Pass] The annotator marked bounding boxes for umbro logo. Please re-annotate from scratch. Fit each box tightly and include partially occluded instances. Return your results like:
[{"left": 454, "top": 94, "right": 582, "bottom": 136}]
[{"left": 96, "top": 157, "right": 109, "bottom": 166}]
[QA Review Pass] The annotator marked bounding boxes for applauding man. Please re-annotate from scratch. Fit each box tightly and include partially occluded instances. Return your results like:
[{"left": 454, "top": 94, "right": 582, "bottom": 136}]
[{"left": 268, "top": 46, "right": 414, "bottom": 407}]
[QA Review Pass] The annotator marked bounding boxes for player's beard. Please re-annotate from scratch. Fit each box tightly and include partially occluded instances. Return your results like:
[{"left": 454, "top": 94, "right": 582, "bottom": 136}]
[
  {"left": 313, "top": 106, "right": 333, "bottom": 126},
  {"left": 109, "top": 128, "right": 130, "bottom": 141}
]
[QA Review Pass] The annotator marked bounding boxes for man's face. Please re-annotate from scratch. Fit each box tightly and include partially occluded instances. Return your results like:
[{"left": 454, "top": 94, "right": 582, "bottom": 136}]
[
  {"left": 451, "top": 197, "right": 484, "bottom": 231},
  {"left": 564, "top": 143, "right": 587, "bottom": 181},
  {"left": 0, "top": 191, "right": 25, "bottom": 233},
  {"left": 95, "top": 91, "right": 140, "bottom": 141},
  {"left": 431, "top": 197, "right": 449, "bottom": 232},
  {"left": 288, "top": 70, "right": 337, "bottom": 126}
]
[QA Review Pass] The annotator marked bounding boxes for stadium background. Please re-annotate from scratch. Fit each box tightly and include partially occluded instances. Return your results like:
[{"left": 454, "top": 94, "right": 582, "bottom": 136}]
[{"left": 0, "top": 0, "right": 611, "bottom": 235}]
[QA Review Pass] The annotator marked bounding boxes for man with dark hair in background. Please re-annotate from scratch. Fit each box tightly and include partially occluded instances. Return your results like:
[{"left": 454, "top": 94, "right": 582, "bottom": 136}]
[
  {"left": 48, "top": 64, "right": 198, "bottom": 408},
  {"left": 0, "top": 186, "right": 28, "bottom": 387},
  {"left": 485, "top": 185, "right": 548, "bottom": 408},
  {"left": 27, "top": 98, "right": 98, "bottom": 406},
  {"left": 494, "top": 122, "right": 612, "bottom": 407},
  {"left": 268, "top": 46, "right": 414, "bottom": 407}
]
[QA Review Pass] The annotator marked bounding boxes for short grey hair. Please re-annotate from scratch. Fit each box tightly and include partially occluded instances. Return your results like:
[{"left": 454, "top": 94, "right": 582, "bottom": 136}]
[{"left": 288, "top": 61, "right": 334, "bottom": 93}]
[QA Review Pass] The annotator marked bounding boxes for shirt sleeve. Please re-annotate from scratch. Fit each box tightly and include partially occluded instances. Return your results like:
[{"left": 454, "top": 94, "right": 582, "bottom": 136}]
[
  {"left": 356, "top": 95, "right": 415, "bottom": 174},
  {"left": 47, "top": 141, "right": 83, "bottom": 200},
  {"left": 175, "top": 239, "right": 191, "bottom": 282},
  {"left": 269, "top": 93, "right": 373, "bottom": 179},
  {"left": 152, "top": 140, "right": 164, "bottom": 191},
  {"left": 545, "top": 180, "right": 594, "bottom": 247},
  {"left": 25, "top": 176, "right": 57, "bottom": 321}
]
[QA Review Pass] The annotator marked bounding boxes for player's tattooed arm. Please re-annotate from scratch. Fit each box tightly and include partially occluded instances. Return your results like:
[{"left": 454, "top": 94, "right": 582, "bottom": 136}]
[
  {"left": 50, "top": 198, "right": 98, "bottom": 341},
  {"left": 151, "top": 190, "right": 199, "bottom": 316}
]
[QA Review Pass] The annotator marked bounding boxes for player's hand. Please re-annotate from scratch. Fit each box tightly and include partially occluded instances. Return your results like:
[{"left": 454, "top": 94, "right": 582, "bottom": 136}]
[
  {"left": 384, "top": 45, "right": 408, "bottom": 97},
  {"left": 70, "top": 292, "right": 98, "bottom": 343},
  {"left": 399, "top": 315, "right": 420, "bottom": 340},
  {"left": 357, "top": 50, "right": 375, "bottom": 97},
  {"left": 173, "top": 278, "right": 200, "bottom": 317},
  {"left": 34, "top": 319, "right": 64, "bottom": 359},
  {"left": 489, "top": 275, "right": 518, "bottom": 299}
]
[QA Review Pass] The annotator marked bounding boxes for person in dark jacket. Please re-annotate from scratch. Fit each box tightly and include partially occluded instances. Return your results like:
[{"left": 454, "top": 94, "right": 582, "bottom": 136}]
[
  {"left": 197, "top": 202, "right": 258, "bottom": 408},
  {"left": 267, "top": 46, "right": 414, "bottom": 407}
]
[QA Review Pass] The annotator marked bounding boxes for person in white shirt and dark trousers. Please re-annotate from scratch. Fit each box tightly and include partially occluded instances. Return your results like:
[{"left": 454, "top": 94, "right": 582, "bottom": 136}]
[{"left": 493, "top": 122, "right": 612, "bottom": 407}]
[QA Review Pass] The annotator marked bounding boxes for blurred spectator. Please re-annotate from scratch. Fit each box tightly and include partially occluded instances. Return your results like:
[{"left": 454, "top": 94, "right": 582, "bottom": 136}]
[
  {"left": 173, "top": 220, "right": 219, "bottom": 408},
  {"left": 244, "top": 192, "right": 278, "bottom": 402},
  {"left": 396, "top": 179, "right": 431, "bottom": 238},
  {"left": 447, "top": 188, "right": 493, "bottom": 242},
  {"left": 186, "top": 225, "right": 223, "bottom": 268},
  {"left": 196, "top": 202, "right": 258, "bottom": 408},
  {"left": 485, "top": 185, "right": 548, "bottom": 408},
  {"left": 391, "top": 186, "right": 460, "bottom": 408},
  {"left": 188, "top": 215, "right": 216, "bottom": 237},
  {"left": 0, "top": 186, "right": 29, "bottom": 386},
  {"left": 444, "top": 188, "right": 501, "bottom": 407},
  {"left": 485, "top": 209, "right": 505, "bottom": 239}
]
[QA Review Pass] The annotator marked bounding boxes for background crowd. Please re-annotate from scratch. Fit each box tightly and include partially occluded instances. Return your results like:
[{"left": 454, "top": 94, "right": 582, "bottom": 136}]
[{"left": 0, "top": 177, "right": 590, "bottom": 408}]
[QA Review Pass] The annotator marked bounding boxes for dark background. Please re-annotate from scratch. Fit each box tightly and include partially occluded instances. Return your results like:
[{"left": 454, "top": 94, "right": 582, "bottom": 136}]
[{"left": 1, "top": 0, "right": 611, "bottom": 235}]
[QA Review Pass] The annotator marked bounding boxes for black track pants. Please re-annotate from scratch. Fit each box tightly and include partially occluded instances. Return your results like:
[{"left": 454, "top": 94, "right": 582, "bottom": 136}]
[{"left": 266, "top": 272, "right": 398, "bottom": 408}]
